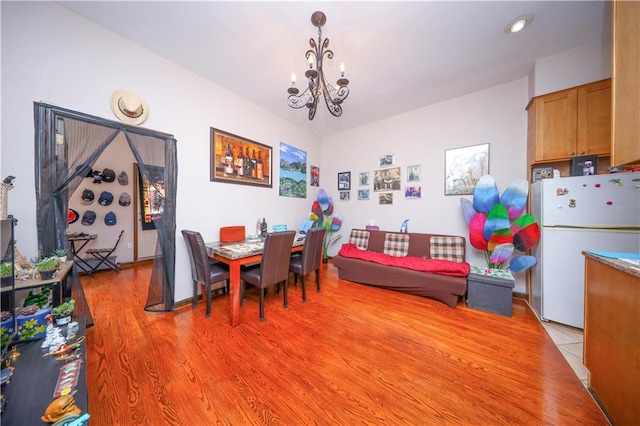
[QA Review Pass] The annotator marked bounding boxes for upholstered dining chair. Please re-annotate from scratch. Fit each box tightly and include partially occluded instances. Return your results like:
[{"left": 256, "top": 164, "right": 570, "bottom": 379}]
[
  {"left": 289, "top": 227, "right": 326, "bottom": 302},
  {"left": 241, "top": 230, "right": 296, "bottom": 322},
  {"left": 182, "top": 230, "right": 230, "bottom": 318}
]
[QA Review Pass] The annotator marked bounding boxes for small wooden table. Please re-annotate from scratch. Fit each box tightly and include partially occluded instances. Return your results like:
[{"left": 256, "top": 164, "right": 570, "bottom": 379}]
[{"left": 206, "top": 237, "right": 307, "bottom": 327}]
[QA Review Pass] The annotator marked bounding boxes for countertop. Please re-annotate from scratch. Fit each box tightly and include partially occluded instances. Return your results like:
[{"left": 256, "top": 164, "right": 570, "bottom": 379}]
[{"left": 582, "top": 251, "right": 640, "bottom": 279}]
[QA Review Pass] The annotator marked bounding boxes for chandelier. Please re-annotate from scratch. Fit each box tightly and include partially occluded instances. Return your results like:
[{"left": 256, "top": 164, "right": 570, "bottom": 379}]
[{"left": 287, "top": 11, "right": 350, "bottom": 120}]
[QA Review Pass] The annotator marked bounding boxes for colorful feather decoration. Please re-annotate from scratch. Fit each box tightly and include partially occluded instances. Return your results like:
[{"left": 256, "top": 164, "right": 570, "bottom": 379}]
[
  {"left": 487, "top": 229, "right": 513, "bottom": 252},
  {"left": 483, "top": 204, "right": 510, "bottom": 241},
  {"left": 324, "top": 196, "right": 334, "bottom": 216},
  {"left": 460, "top": 198, "right": 476, "bottom": 226},
  {"left": 311, "top": 201, "right": 323, "bottom": 224},
  {"left": 317, "top": 188, "right": 330, "bottom": 211},
  {"left": 513, "top": 223, "right": 540, "bottom": 252},
  {"left": 489, "top": 243, "right": 514, "bottom": 267},
  {"left": 469, "top": 213, "right": 488, "bottom": 250},
  {"left": 472, "top": 175, "right": 500, "bottom": 213},
  {"left": 509, "top": 255, "right": 538, "bottom": 272},
  {"left": 510, "top": 214, "right": 536, "bottom": 234},
  {"left": 500, "top": 178, "right": 529, "bottom": 219}
]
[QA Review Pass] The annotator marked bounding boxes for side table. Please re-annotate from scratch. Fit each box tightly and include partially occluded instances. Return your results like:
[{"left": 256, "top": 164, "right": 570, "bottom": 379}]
[{"left": 466, "top": 266, "right": 515, "bottom": 317}]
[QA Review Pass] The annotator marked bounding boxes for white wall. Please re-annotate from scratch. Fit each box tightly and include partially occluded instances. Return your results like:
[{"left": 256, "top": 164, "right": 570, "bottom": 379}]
[
  {"left": 321, "top": 78, "right": 530, "bottom": 292},
  {"left": 529, "top": 40, "right": 611, "bottom": 99},
  {"left": 1, "top": 2, "right": 319, "bottom": 302}
]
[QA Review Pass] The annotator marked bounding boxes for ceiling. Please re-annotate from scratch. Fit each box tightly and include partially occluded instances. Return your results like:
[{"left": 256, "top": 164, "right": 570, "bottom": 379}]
[{"left": 58, "top": 1, "right": 612, "bottom": 137}]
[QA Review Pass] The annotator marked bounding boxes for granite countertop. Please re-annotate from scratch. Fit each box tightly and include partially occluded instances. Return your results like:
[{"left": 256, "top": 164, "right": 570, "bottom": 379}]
[{"left": 583, "top": 251, "right": 640, "bottom": 279}]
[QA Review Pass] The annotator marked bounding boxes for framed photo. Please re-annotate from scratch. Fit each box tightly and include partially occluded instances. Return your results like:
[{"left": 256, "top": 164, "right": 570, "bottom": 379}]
[
  {"left": 405, "top": 186, "right": 422, "bottom": 199},
  {"left": 379, "top": 193, "right": 393, "bottom": 205},
  {"left": 338, "top": 171, "right": 351, "bottom": 190},
  {"left": 279, "top": 142, "right": 307, "bottom": 198},
  {"left": 210, "top": 127, "right": 272, "bottom": 188},
  {"left": 310, "top": 165, "right": 320, "bottom": 187},
  {"left": 339, "top": 191, "right": 350, "bottom": 201},
  {"left": 357, "top": 189, "right": 370, "bottom": 200},
  {"left": 373, "top": 167, "right": 401, "bottom": 192},
  {"left": 359, "top": 171, "right": 369, "bottom": 186},
  {"left": 378, "top": 154, "right": 394, "bottom": 168},
  {"left": 570, "top": 155, "right": 598, "bottom": 176},
  {"left": 445, "top": 143, "right": 489, "bottom": 195},
  {"left": 406, "top": 165, "right": 421, "bottom": 182},
  {"left": 532, "top": 166, "right": 553, "bottom": 182}
]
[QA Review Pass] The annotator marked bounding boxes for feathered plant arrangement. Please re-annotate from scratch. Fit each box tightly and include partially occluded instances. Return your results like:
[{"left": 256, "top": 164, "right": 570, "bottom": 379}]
[
  {"left": 460, "top": 175, "right": 540, "bottom": 272},
  {"left": 309, "top": 188, "right": 342, "bottom": 260}
]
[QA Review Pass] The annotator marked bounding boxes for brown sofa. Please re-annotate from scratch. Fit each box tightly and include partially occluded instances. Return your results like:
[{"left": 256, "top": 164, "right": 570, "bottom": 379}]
[{"left": 332, "top": 229, "right": 470, "bottom": 308}]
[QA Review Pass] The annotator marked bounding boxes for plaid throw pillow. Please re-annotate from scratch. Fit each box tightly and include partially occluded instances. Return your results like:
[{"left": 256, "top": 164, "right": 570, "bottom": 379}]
[
  {"left": 430, "top": 236, "right": 465, "bottom": 262},
  {"left": 349, "top": 229, "right": 370, "bottom": 250},
  {"left": 383, "top": 233, "right": 410, "bottom": 257}
]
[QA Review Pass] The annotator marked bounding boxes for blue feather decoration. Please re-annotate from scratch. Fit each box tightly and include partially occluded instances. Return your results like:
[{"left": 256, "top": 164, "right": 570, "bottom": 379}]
[
  {"left": 509, "top": 255, "right": 538, "bottom": 272},
  {"left": 500, "top": 178, "right": 529, "bottom": 219},
  {"left": 460, "top": 198, "right": 476, "bottom": 226},
  {"left": 473, "top": 175, "right": 499, "bottom": 213}
]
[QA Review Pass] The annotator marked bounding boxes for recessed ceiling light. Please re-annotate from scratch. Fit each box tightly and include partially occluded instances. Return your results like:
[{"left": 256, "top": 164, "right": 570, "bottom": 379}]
[{"left": 507, "top": 14, "right": 533, "bottom": 34}]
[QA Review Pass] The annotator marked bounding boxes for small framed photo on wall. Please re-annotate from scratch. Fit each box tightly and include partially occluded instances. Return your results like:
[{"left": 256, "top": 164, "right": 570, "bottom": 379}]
[
  {"left": 406, "top": 165, "right": 421, "bottom": 182},
  {"left": 379, "top": 193, "right": 393, "bottom": 205},
  {"left": 338, "top": 171, "right": 351, "bottom": 190},
  {"left": 359, "top": 172, "right": 369, "bottom": 186},
  {"left": 358, "top": 189, "right": 370, "bottom": 200},
  {"left": 339, "top": 191, "right": 350, "bottom": 201},
  {"left": 378, "top": 154, "right": 394, "bottom": 168}
]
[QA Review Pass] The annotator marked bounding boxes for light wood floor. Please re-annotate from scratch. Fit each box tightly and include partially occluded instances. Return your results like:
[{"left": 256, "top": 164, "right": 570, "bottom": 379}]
[{"left": 82, "top": 261, "right": 608, "bottom": 425}]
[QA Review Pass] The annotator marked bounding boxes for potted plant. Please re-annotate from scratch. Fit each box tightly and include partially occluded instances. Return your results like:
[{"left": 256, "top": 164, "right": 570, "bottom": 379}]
[
  {"left": 309, "top": 188, "right": 342, "bottom": 262},
  {"left": 460, "top": 175, "right": 540, "bottom": 316},
  {"left": 36, "top": 256, "right": 59, "bottom": 280},
  {"left": 51, "top": 299, "right": 75, "bottom": 325},
  {"left": 52, "top": 248, "right": 68, "bottom": 265},
  {"left": 0, "top": 261, "right": 13, "bottom": 288}
]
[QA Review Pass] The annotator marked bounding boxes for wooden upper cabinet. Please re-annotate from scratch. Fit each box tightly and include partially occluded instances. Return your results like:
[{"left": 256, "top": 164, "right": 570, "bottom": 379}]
[
  {"left": 611, "top": 0, "right": 640, "bottom": 167},
  {"left": 527, "top": 79, "right": 611, "bottom": 164}
]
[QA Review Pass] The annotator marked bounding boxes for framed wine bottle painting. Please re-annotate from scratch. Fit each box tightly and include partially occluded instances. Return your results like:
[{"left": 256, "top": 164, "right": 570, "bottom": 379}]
[{"left": 210, "top": 127, "right": 273, "bottom": 188}]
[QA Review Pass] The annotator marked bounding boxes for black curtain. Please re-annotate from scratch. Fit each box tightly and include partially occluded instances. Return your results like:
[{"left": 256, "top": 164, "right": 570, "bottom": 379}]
[{"left": 33, "top": 102, "right": 177, "bottom": 323}]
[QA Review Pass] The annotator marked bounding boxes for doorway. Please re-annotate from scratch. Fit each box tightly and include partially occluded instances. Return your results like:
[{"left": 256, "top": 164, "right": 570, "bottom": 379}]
[{"left": 33, "top": 102, "right": 177, "bottom": 317}]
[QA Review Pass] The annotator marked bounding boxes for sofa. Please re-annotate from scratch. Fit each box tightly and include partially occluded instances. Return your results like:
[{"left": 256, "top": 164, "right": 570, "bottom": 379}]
[{"left": 332, "top": 229, "right": 470, "bottom": 308}]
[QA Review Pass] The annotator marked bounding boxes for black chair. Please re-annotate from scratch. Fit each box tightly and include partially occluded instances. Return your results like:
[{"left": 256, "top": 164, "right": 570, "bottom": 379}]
[
  {"left": 289, "top": 227, "right": 326, "bottom": 302},
  {"left": 85, "top": 230, "right": 124, "bottom": 275},
  {"left": 182, "top": 230, "right": 230, "bottom": 318},
  {"left": 241, "top": 230, "right": 296, "bottom": 322}
]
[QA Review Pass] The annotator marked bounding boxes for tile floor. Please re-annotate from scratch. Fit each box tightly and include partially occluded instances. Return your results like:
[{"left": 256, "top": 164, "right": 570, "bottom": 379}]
[{"left": 542, "top": 321, "right": 589, "bottom": 387}]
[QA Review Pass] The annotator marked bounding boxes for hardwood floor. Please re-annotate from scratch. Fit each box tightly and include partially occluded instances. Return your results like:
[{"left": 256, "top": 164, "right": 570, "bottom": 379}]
[{"left": 82, "top": 262, "right": 608, "bottom": 425}]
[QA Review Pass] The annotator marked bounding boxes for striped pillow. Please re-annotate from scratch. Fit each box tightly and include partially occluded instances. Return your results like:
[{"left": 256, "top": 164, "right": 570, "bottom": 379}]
[
  {"left": 383, "top": 233, "right": 410, "bottom": 257},
  {"left": 430, "top": 236, "right": 465, "bottom": 262},
  {"left": 349, "top": 229, "right": 370, "bottom": 250}
]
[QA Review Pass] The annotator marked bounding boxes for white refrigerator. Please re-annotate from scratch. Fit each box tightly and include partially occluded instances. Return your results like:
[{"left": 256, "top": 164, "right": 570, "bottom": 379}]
[{"left": 530, "top": 172, "right": 640, "bottom": 328}]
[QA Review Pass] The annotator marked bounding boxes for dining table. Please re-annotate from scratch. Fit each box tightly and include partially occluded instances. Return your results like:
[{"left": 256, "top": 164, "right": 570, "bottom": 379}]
[{"left": 206, "top": 235, "right": 309, "bottom": 327}]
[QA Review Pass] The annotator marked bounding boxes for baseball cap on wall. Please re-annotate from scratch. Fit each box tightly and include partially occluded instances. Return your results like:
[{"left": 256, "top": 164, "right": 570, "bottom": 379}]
[
  {"left": 81, "top": 210, "right": 96, "bottom": 226},
  {"left": 119, "top": 192, "right": 131, "bottom": 206},
  {"left": 102, "top": 168, "right": 116, "bottom": 183},
  {"left": 81, "top": 189, "right": 94, "bottom": 205},
  {"left": 118, "top": 171, "right": 128, "bottom": 186},
  {"left": 98, "top": 191, "right": 113, "bottom": 206},
  {"left": 68, "top": 209, "right": 79, "bottom": 224},
  {"left": 105, "top": 211, "right": 117, "bottom": 226},
  {"left": 92, "top": 170, "right": 103, "bottom": 184}
]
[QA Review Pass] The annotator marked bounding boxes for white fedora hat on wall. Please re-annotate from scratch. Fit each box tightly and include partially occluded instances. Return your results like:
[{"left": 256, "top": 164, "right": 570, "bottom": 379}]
[{"left": 110, "top": 90, "right": 149, "bottom": 125}]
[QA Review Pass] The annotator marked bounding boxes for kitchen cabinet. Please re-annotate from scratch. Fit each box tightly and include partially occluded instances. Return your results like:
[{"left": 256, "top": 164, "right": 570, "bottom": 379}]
[
  {"left": 527, "top": 79, "right": 611, "bottom": 164},
  {"left": 611, "top": 0, "right": 640, "bottom": 167}
]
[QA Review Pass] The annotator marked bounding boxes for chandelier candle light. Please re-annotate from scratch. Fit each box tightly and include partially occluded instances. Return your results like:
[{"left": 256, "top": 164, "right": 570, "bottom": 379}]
[{"left": 287, "top": 11, "right": 350, "bottom": 120}]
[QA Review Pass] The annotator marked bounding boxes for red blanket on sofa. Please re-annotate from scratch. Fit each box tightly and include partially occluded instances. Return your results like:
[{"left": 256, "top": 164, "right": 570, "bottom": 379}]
[{"left": 337, "top": 243, "right": 470, "bottom": 277}]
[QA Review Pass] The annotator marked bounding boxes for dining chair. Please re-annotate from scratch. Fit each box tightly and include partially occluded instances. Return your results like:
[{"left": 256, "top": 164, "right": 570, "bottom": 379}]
[
  {"left": 85, "top": 229, "right": 124, "bottom": 275},
  {"left": 220, "top": 226, "right": 245, "bottom": 243},
  {"left": 289, "top": 227, "right": 326, "bottom": 302},
  {"left": 241, "top": 230, "right": 296, "bottom": 322},
  {"left": 181, "top": 230, "right": 230, "bottom": 318}
]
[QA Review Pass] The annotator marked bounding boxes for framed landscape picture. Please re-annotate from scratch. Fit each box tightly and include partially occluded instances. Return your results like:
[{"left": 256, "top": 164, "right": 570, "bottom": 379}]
[{"left": 210, "top": 127, "right": 272, "bottom": 188}]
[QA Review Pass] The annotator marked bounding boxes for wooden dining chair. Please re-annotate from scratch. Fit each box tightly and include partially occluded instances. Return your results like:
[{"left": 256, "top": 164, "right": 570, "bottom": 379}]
[
  {"left": 240, "top": 230, "right": 296, "bottom": 322},
  {"left": 220, "top": 226, "right": 245, "bottom": 243},
  {"left": 181, "top": 230, "right": 230, "bottom": 318},
  {"left": 289, "top": 227, "right": 326, "bottom": 302}
]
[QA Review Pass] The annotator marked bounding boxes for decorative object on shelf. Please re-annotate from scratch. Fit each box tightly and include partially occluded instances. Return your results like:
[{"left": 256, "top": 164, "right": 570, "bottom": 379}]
[
  {"left": 52, "top": 248, "right": 68, "bottom": 266},
  {"left": 445, "top": 143, "right": 489, "bottom": 195},
  {"left": 52, "top": 299, "right": 75, "bottom": 326},
  {"left": 0, "top": 261, "right": 13, "bottom": 287},
  {"left": 41, "top": 394, "right": 82, "bottom": 424},
  {"left": 531, "top": 166, "right": 553, "bottom": 182},
  {"left": 0, "top": 175, "right": 16, "bottom": 220},
  {"left": 110, "top": 89, "right": 149, "bottom": 125},
  {"left": 309, "top": 188, "right": 342, "bottom": 262},
  {"left": 210, "top": 127, "right": 273, "bottom": 188},
  {"left": 40, "top": 316, "right": 66, "bottom": 352},
  {"left": 286, "top": 11, "right": 350, "bottom": 120},
  {"left": 36, "top": 256, "right": 59, "bottom": 280},
  {"left": 460, "top": 175, "right": 540, "bottom": 272},
  {"left": 16, "top": 306, "right": 52, "bottom": 341},
  {"left": 0, "top": 310, "right": 14, "bottom": 347}
]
